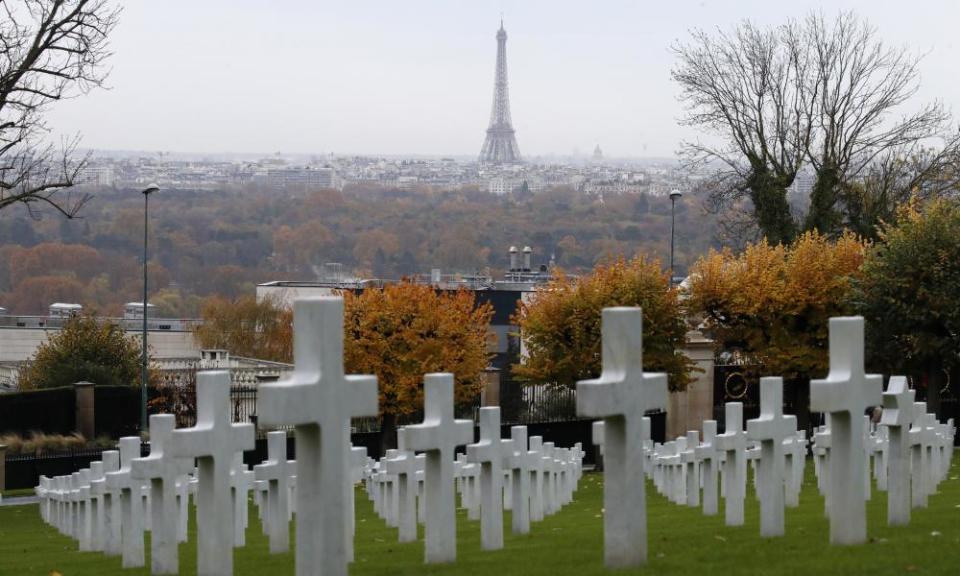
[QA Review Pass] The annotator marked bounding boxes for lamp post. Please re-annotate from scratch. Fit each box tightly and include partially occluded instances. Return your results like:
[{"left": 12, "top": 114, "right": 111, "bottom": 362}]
[
  {"left": 141, "top": 183, "right": 159, "bottom": 432},
  {"left": 669, "top": 189, "right": 683, "bottom": 286}
]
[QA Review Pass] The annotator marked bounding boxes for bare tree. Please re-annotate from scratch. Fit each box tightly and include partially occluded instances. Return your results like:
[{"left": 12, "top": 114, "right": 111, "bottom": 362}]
[
  {"left": 801, "top": 12, "right": 952, "bottom": 233},
  {"left": 0, "top": 0, "right": 119, "bottom": 218},
  {"left": 674, "top": 11, "right": 957, "bottom": 243},
  {"left": 673, "top": 20, "right": 816, "bottom": 245},
  {"left": 842, "top": 132, "right": 960, "bottom": 239}
]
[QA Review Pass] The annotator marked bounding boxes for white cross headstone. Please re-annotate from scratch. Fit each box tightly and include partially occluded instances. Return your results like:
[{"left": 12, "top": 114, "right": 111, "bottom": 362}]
[
  {"left": 809, "top": 316, "right": 882, "bottom": 545},
  {"left": 229, "top": 453, "right": 251, "bottom": 547},
  {"left": 106, "top": 437, "right": 146, "bottom": 568},
  {"left": 781, "top": 416, "right": 802, "bottom": 508},
  {"left": 93, "top": 450, "right": 121, "bottom": 556},
  {"left": 680, "top": 431, "right": 700, "bottom": 507},
  {"left": 908, "top": 401, "right": 929, "bottom": 509},
  {"left": 747, "top": 377, "right": 791, "bottom": 537},
  {"left": 695, "top": 420, "right": 720, "bottom": 516},
  {"left": 716, "top": 402, "right": 747, "bottom": 526},
  {"left": 169, "top": 370, "right": 255, "bottom": 576},
  {"left": 467, "top": 406, "right": 505, "bottom": 550},
  {"left": 405, "top": 372, "right": 474, "bottom": 563},
  {"left": 254, "top": 430, "right": 293, "bottom": 553},
  {"left": 507, "top": 425, "right": 532, "bottom": 534},
  {"left": 528, "top": 435, "right": 545, "bottom": 523},
  {"left": 257, "top": 297, "right": 378, "bottom": 576},
  {"left": 87, "top": 462, "right": 106, "bottom": 552},
  {"left": 576, "top": 307, "right": 668, "bottom": 568},
  {"left": 132, "top": 413, "right": 191, "bottom": 575},
  {"left": 383, "top": 429, "right": 418, "bottom": 543},
  {"left": 881, "top": 376, "right": 914, "bottom": 526}
]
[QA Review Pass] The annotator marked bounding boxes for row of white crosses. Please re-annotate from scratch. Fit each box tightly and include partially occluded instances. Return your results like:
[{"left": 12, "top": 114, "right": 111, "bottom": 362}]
[
  {"left": 365, "top": 399, "right": 586, "bottom": 558},
  {"left": 581, "top": 310, "right": 956, "bottom": 570},
  {"left": 813, "top": 373, "right": 956, "bottom": 528},
  {"left": 34, "top": 376, "right": 258, "bottom": 576}
]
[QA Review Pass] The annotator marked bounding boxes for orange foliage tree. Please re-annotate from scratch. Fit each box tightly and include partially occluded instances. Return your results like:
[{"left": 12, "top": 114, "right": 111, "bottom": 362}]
[
  {"left": 514, "top": 255, "right": 695, "bottom": 392},
  {"left": 193, "top": 295, "right": 294, "bottom": 363},
  {"left": 687, "top": 231, "right": 867, "bottom": 428},
  {"left": 342, "top": 281, "right": 493, "bottom": 448}
]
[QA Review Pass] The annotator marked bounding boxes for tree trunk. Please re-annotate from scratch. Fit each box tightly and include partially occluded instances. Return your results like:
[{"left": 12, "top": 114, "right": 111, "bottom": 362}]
[{"left": 379, "top": 412, "right": 398, "bottom": 456}]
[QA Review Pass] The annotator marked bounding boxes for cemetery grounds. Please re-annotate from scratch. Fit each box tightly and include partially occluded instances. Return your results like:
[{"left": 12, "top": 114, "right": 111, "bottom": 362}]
[{"left": 0, "top": 455, "right": 958, "bottom": 575}]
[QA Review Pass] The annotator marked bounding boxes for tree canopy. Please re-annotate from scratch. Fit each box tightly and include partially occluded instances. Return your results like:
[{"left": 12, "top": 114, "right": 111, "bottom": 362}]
[
  {"left": 673, "top": 11, "right": 960, "bottom": 245},
  {"left": 18, "top": 313, "right": 143, "bottom": 390},
  {"left": 852, "top": 197, "right": 960, "bottom": 417},
  {"left": 342, "top": 282, "right": 493, "bottom": 445},
  {"left": 514, "top": 255, "right": 694, "bottom": 392},
  {"left": 0, "top": 0, "right": 120, "bottom": 218},
  {"left": 193, "top": 295, "right": 293, "bottom": 363}
]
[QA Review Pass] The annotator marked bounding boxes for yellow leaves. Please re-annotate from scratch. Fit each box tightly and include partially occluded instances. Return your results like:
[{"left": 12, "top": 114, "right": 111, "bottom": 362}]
[
  {"left": 515, "top": 254, "right": 694, "bottom": 392},
  {"left": 689, "top": 231, "right": 867, "bottom": 377},
  {"left": 342, "top": 282, "right": 493, "bottom": 417}
]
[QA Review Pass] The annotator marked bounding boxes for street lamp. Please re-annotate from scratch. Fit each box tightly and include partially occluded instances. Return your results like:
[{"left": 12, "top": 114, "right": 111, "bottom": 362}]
[
  {"left": 669, "top": 189, "right": 683, "bottom": 285},
  {"left": 141, "top": 183, "right": 159, "bottom": 432}
]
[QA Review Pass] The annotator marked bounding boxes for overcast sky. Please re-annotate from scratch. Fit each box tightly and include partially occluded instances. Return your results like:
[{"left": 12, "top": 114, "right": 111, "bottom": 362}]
[{"left": 45, "top": 0, "right": 960, "bottom": 159}]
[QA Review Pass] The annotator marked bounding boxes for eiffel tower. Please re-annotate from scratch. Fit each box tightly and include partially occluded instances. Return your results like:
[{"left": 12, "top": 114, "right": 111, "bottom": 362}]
[{"left": 480, "top": 21, "right": 521, "bottom": 164}]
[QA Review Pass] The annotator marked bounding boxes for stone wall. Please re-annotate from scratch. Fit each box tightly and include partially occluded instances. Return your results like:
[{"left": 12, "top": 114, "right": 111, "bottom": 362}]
[{"left": 0, "top": 327, "right": 199, "bottom": 363}]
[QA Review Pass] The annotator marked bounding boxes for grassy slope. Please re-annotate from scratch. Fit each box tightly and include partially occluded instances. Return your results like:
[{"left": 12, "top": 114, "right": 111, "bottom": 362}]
[{"left": 0, "top": 455, "right": 957, "bottom": 575}]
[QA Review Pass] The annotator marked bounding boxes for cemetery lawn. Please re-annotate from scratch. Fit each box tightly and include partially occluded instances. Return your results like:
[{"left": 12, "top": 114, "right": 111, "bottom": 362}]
[{"left": 1, "top": 456, "right": 958, "bottom": 575}]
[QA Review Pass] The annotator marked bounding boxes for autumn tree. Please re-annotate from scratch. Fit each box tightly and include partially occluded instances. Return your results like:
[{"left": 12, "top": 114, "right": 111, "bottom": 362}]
[
  {"left": 193, "top": 295, "right": 293, "bottom": 363},
  {"left": 18, "top": 314, "right": 143, "bottom": 390},
  {"left": 0, "top": 0, "right": 120, "bottom": 218},
  {"left": 687, "top": 231, "right": 866, "bottom": 429},
  {"left": 514, "top": 255, "right": 695, "bottom": 393},
  {"left": 342, "top": 282, "right": 493, "bottom": 450},
  {"left": 851, "top": 198, "right": 960, "bottom": 419}
]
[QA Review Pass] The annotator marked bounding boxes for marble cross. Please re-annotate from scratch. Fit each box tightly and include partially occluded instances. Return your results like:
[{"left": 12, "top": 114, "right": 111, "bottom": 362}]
[
  {"left": 405, "top": 373, "right": 474, "bottom": 563},
  {"left": 781, "top": 416, "right": 802, "bottom": 508},
  {"left": 383, "top": 428, "right": 418, "bottom": 543},
  {"left": 93, "top": 450, "right": 121, "bottom": 556},
  {"left": 257, "top": 297, "right": 378, "bottom": 576},
  {"left": 507, "top": 425, "right": 532, "bottom": 534},
  {"left": 747, "top": 377, "right": 791, "bottom": 537},
  {"left": 881, "top": 376, "right": 914, "bottom": 526},
  {"left": 716, "top": 402, "right": 747, "bottom": 526},
  {"left": 810, "top": 317, "right": 882, "bottom": 545},
  {"left": 87, "top": 462, "right": 105, "bottom": 552},
  {"left": 576, "top": 307, "right": 668, "bottom": 568},
  {"left": 467, "top": 406, "right": 505, "bottom": 550},
  {"left": 680, "top": 431, "right": 700, "bottom": 507},
  {"left": 253, "top": 431, "right": 293, "bottom": 553},
  {"left": 170, "top": 370, "right": 255, "bottom": 576},
  {"left": 695, "top": 420, "right": 720, "bottom": 516},
  {"left": 106, "top": 437, "right": 146, "bottom": 569},
  {"left": 528, "top": 435, "right": 546, "bottom": 522},
  {"left": 132, "top": 414, "right": 190, "bottom": 575},
  {"left": 908, "top": 402, "right": 929, "bottom": 509}
]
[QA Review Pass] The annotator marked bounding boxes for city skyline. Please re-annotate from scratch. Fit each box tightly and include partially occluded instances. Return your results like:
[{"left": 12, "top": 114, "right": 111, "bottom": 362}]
[{"left": 44, "top": 1, "right": 960, "bottom": 159}]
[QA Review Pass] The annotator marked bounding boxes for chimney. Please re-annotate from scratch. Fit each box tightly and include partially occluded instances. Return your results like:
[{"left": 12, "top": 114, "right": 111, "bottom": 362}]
[
  {"left": 522, "top": 246, "right": 532, "bottom": 272},
  {"left": 509, "top": 246, "right": 518, "bottom": 272},
  {"left": 431, "top": 268, "right": 442, "bottom": 284}
]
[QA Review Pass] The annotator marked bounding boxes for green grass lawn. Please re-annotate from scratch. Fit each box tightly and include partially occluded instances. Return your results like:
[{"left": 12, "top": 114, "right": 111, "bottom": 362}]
[{"left": 1, "top": 455, "right": 958, "bottom": 575}]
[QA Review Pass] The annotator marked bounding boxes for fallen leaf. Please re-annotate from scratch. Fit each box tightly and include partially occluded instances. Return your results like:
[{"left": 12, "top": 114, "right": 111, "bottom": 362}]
[{"left": 714, "top": 535, "right": 727, "bottom": 542}]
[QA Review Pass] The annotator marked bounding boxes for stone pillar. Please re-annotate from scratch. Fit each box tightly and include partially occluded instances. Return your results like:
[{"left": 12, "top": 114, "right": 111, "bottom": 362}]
[
  {"left": 669, "top": 331, "right": 715, "bottom": 439},
  {"left": 0, "top": 444, "right": 6, "bottom": 492},
  {"left": 75, "top": 381, "right": 96, "bottom": 439},
  {"left": 481, "top": 368, "right": 501, "bottom": 407}
]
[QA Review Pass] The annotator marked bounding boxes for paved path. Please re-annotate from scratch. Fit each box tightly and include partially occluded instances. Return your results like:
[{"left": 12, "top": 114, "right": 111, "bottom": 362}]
[{"left": 0, "top": 495, "right": 38, "bottom": 506}]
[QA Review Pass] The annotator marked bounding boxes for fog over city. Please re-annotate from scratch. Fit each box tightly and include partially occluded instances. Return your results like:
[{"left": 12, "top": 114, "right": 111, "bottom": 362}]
[{"left": 46, "top": 0, "right": 960, "bottom": 159}]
